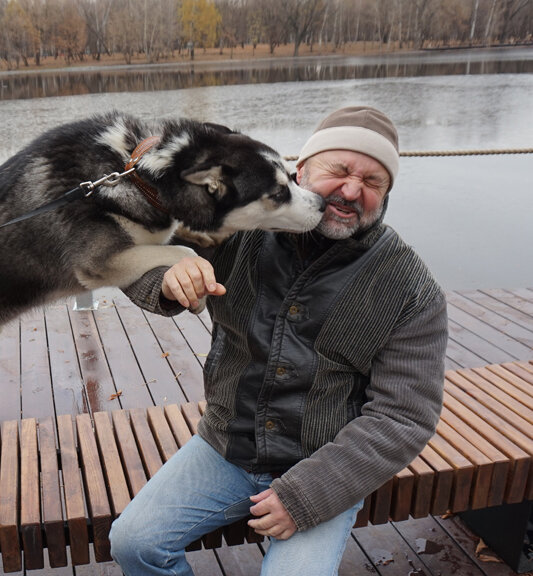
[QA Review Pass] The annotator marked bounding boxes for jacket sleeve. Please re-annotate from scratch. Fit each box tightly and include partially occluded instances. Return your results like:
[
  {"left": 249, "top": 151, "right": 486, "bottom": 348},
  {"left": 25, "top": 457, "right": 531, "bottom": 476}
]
[
  {"left": 270, "top": 290, "right": 448, "bottom": 531},
  {"left": 121, "top": 266, "right": 186, "bottom": 316}
]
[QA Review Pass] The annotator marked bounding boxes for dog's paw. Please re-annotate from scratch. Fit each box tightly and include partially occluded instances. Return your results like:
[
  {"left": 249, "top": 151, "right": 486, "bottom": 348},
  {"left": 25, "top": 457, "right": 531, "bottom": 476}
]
[{"left": 190, "top": 297, "right": 206, "bottom": 315}]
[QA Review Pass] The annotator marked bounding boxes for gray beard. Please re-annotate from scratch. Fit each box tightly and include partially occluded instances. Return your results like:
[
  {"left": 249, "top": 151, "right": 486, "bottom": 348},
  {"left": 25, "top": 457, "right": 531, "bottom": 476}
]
[{"left": 316, "top": 196, "right": 384, "bottom": 240}]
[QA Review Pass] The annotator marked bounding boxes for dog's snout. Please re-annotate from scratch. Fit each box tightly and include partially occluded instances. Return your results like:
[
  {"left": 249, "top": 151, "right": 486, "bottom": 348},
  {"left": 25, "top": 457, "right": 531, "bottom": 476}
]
[{"left": 318, "top": 196, "right": 327, "bottom": 212}]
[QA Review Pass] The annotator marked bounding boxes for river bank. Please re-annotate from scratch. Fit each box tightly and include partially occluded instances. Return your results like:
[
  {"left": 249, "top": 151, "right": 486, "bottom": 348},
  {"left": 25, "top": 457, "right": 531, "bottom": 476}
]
[{"left": 2, "top": 41, "right": 530, "bottom": 77}]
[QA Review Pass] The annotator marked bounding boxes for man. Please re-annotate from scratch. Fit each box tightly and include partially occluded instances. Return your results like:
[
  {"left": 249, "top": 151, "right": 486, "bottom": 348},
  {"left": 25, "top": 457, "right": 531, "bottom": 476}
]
[{"left": 110, "top": 106, "right": 448, "bottom": 576}]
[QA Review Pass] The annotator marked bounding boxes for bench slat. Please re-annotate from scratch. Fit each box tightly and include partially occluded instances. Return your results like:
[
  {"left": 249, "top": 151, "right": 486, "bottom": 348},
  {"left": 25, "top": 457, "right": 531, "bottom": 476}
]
[
  {"left": 56, "top": 414, "right": 90, "bottom": 566},
  {"left": 76, "top": 413, "right": 112, "bottom": 562},
  {"left": 443, "top": 390, "right": 530, "bottom": 502},
  {"left": 419, "top": 445, "right": 454, "bottom": 514},
  {"left": 435, "top": 419, "right": 493, "bottom": 509},
  {"left": 390, "top": 467, "right": 415, "bottom": 522},
  {"left": 444, "top": 381, "right": 533, "bottom": 499},
  {"left": 112, "top": 409, "right": 147, "bottom": 496},
  {"left": 473, "top": 366, "right": 533, "bottom": 412},
  {"left": 147, "top": 406, "right": 179, "bottom": 462},
  {"left": 93, "top": 411, "right": 131, "bottom": 517},
  {"left": 20, "top": 418, "right": 43, "bottom": 570},
  {"left": 164, "top": 403, "right": 193, "bottom": 447},
  {"left": 448, "top": 372, "right": 533, "bottom": 434},
  {"left": 495, "top": 362, "right": 533, "bottom": 389},
  {"left": 39, "top": 418, "right": 68, "bottom": 567},
  {"left": 0, "top": 420, "right": 21, "bottom": 573},
  {"left": 428, "top": 433, "right": 474, "bottom": 512},
  {"left": 130, "top": 408, "right": 163, "bottom": 478},
  {"left": 407, "top": 456, "right": 435, "bottom": 519}
]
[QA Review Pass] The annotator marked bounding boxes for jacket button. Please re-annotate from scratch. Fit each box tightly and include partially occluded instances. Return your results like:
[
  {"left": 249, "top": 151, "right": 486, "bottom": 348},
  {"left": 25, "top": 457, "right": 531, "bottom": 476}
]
[
  {"left": 276, "top": 366, "right": 286, "bottom": 376},
  {"left": 265, "top": 420, "right": 276, "bottom": 431},
  {"left": 289, "top": 305, "right": 299, "bottom": 315}
]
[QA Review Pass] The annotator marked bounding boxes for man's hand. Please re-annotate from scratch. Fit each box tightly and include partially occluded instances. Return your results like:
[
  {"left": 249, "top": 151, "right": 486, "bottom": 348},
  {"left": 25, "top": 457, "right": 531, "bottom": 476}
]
[
  {"left": 161, "top": 256, "right": 226, "bottom": 309},
  {"left": 248, "top": 488, "right": 297, "bottom": 540}
]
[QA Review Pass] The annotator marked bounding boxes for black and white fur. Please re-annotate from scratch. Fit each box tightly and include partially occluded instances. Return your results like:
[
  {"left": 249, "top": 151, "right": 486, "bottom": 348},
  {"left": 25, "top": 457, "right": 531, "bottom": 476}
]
[{"left": 0, "top": 111, "right": 325, "bottom": 325}]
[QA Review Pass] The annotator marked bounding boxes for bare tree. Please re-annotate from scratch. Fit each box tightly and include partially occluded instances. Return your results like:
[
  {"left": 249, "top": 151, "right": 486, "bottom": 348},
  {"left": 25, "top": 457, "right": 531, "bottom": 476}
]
[{"left": 284, "top": 0, "right": 326, "bottom": 56}]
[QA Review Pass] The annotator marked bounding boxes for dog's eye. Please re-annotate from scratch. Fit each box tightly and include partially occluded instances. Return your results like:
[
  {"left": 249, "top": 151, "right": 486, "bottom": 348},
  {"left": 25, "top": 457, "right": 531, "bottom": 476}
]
[{"left": 269, "top": 188, "right": 288, "bottom": 203}]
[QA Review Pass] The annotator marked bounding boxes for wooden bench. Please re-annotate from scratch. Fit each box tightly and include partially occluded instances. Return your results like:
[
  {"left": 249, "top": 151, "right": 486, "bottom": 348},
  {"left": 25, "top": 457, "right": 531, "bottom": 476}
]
[{"left": 1, "top": 361, "right": 532, "bottom": 573}]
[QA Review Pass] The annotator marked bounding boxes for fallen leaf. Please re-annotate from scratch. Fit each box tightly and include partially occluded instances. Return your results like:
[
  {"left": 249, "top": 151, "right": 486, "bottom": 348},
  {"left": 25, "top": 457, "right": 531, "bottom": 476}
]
[
  {"left": 475, "top": 539, "right": 503, "bottom": 563},
  {"left": 161, "top": 352, "right": 170, "bottom": 358},
  {"left": 109, "top": 390, "right": 123, "bottom": 400},
  {"left": 196, "top": 352, "right": 208, "bottom": 357}
]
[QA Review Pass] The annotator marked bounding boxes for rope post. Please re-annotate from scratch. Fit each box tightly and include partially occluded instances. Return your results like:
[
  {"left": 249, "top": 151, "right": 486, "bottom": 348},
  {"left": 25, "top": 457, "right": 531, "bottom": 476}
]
[{"left": 73, "top": 291, "right": 99, "bottom": 311}]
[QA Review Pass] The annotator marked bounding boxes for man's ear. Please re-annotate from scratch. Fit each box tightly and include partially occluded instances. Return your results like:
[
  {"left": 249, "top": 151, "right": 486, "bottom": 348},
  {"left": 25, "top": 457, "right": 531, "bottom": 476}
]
[
  {"left": 295, "top": 164, "right": 304, "bottom": 184},
  {"left": 181, "top": 165, "right": 223, "bottom": 194}
]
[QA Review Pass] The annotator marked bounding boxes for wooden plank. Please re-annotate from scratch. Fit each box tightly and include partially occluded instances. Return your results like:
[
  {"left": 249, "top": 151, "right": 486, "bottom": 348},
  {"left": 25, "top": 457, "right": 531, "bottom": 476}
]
[
  {"left": 173, "top": 313, "right": 212, "bottom": 367},
  {"left": 390, "top": 467, "right": 414, "bottom": 522},
  {"left": 93, "top": 411, "right": 131, "bottom": 518},
  {"left": 440, "top": 406, "right": 509, "bottom": 507},
  {"left": 129, "top": 408, "right": 163, "bottom": 479},
  {"left": 38, "top": 417, "right": 67, "bottom": 568},
  {"left": 447, "top": 292, "right": 533, "bottom": 353},
  {"left": 145, "top": 311, "right": 207, "bottom": 403},
  {"left": 392, "top": 515, "right": 486, "bottom": 576},
  {"left": 69, "top": 308, "right": 122, "bottom": 414},
  {"left": 20, "top": 418, "right": 43, "bottom": 570},
  {"left": 113, "top": 296, "right": 188, "bottom": 405},
  {"left": 164, "top": 403, "right": 193, "bottom": 447},
  {"left": 45, "top": 305, "right": 87, "bottom": 417},
  {"left": 444, "top": 335, "right": 488, "bottom": 369},
  {"left": 112, "top": 409, "right": 147, "bottom": 497},
  {"left": 460, "top": 289, "right": 533, "bottom": 333},
  {"left": 181, "top": 402, "right": 202, "bottom": 434},
  {"left": 451, "top": 370, "right": 533, "bottom": 429},
  {"left": 370, "top": 478, "right": 393, "bottom": 525},
  {"left": 56, "top": 414, "right": 89, "bottom": 566},
  {"left": 0, "top": 420, "right": 21, "bottom": 573},
  {"left": 92, "top": 305, "right": 154, "bottom": 409},
  {"left": 447, "top": 301, "right": 533, "bottom": 359},
  {"left": 443, "top": 390, "right": 530, "bottom": 503},
  {"left": 353, "top": 496, "right": 371, "bottom": 528},
  {"left": 447, "top": 319, "right": 515, "bottom": 366},
  {"left": 0, "top": 321, "right": 21, "bottom": 423},
  {"left": 76, "top": 414, "right": 112, "bottom": 562},
  {"left": 146, "top": 406, "right": 179, "bottom": 462},
  {"left": 427, "top": 433, "right": 474, "bottom": 512},
  {"left": 419, "top": 445, "right": 454, "bottom": 515},
  {"left": 214, "top": 543, "right": 264, "bottom": 575},
  {"left": 489, "top": 362, "right": 533, "bottom": 394},
  {"left": 473, "top": 366, "right": 533, "bottom": 408},
  {"left": 20, "top": 310, "right": 55, "bottom": 420},
  {"left": 407, "top": 456, "right": 435, "bottom": 519},
  {"left": 435, "top": 418, "right": 493, "bottom": 509}
]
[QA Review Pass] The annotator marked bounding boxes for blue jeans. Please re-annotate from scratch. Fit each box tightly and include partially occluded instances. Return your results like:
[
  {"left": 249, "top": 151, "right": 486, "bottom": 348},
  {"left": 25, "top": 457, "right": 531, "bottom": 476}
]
[{"left": 110, "top": 435, "right": 363, "bottom": 576}]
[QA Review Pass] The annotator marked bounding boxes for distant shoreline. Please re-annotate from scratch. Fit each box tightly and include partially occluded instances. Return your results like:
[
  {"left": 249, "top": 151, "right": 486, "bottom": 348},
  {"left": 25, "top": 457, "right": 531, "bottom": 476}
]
[{"left": 1, "top": 42, "right": 529, "bottom": 78}]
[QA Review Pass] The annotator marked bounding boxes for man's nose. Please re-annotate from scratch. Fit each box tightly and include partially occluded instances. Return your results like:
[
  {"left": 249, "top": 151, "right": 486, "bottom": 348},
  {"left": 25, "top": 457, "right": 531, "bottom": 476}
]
[{"left": 340, "top": 178, "right": 363, "bottom": 200}]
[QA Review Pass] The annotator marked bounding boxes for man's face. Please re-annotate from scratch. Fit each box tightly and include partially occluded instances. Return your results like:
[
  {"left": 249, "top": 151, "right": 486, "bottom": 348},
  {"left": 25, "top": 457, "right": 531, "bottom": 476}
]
[{"left": 297, "top": 150, "right": 390, "bottom": 240}]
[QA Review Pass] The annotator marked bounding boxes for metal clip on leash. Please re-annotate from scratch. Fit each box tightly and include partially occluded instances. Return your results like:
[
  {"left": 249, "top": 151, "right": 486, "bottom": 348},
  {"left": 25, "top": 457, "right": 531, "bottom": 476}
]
[{"left": 80, "top": 167, "right": 136, "bottom": 197}]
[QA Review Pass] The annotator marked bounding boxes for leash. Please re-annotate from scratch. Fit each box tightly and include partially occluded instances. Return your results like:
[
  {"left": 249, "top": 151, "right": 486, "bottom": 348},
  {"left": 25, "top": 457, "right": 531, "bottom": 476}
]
[
  {"left": 0, "top": 136, "right": 164, "bottom": 230},
  {"left": 0, "top": 169, "right": 135, "bottom": 229}
]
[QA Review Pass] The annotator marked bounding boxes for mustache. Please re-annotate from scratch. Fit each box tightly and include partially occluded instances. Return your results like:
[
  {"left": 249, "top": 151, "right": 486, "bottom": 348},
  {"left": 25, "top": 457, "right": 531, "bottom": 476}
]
[{"left": 325, "top": 195, "right": 363, "bottom": 217}]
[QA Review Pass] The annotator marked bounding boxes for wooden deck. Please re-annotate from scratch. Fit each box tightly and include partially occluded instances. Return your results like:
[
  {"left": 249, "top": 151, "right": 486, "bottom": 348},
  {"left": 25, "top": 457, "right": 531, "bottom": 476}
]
[{"left": 1, "top": 287, "right": 533, "bottom": 576}]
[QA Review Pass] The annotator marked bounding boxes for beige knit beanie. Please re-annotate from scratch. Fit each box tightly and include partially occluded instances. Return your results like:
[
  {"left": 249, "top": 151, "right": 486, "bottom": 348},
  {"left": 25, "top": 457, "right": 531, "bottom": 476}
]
[{"left": 296, "top": 106, "right": 400, "bottom": 188}]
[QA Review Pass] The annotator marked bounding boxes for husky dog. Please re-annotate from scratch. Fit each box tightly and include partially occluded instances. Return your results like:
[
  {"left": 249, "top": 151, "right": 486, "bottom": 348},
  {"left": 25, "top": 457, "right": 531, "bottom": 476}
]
[{"left": 0, "top": 112, "right": 325, "bottom": 325}]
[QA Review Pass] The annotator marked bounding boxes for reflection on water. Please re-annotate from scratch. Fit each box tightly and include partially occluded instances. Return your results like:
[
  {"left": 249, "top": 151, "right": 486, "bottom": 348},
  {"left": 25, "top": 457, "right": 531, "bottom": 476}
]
[
  {"left": 1, "top": 46, "right": 532, "bottom": 101},
  {"left": 0, "top": 55, "right": 532, "bottom": 290}
]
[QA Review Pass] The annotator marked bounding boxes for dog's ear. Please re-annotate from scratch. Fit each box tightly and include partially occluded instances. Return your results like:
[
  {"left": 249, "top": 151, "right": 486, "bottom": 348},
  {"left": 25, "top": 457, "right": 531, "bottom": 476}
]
[
  {"left": 181, "top": 165, "right": 225, "bottom": 195},
  {"left": 203, "top": 122, "right": 234, "bottom": 134}
]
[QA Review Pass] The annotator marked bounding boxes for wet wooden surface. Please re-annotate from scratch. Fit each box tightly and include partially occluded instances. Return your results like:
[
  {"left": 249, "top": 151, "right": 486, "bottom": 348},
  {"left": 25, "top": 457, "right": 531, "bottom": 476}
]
[{"left": 1, "top": 287, "right": 533, "bottom": 575}]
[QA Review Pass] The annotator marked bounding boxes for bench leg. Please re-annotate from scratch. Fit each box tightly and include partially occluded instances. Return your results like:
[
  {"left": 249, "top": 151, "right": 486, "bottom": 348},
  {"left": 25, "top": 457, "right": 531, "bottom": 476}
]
[{"left": 460, "top": 500, "right": 532, "bottom": 573}]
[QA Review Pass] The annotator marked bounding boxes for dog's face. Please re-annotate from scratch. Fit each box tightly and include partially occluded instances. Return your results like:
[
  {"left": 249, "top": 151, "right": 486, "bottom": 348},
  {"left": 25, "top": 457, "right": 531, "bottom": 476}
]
[{"left": 138, "top": 126, "right": 325, "bottom": 235}]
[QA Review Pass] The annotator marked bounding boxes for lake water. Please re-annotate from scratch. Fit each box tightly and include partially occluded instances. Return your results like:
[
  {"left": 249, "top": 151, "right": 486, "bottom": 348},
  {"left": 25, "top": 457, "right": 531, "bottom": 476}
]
[{"left": 1, "top": 47, "right": 532, "bottom": 290}]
